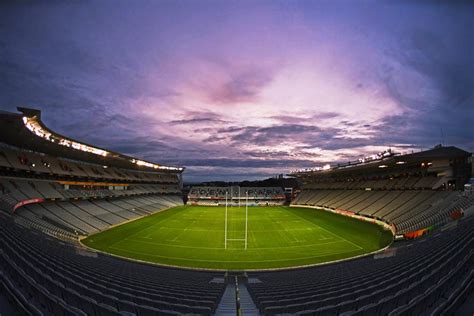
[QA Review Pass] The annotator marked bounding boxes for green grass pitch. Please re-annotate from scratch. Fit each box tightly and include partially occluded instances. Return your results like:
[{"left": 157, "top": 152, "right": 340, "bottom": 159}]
[{"left": 82, "top": 205, "right": 393, "bottom": 270}]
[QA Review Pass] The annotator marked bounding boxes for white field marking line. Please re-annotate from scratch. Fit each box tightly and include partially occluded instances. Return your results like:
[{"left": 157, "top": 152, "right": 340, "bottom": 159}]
[
  {"left": 109, "top": 246, "right": 361, "bottom": 263},
  {"left": 111, "top": 209, "right": 189, "bottom": 248},
  {"left": 289, "top": 210, "right": 364, "bottom": 251},
  {"left": 270, "top": 208, "right": 300, "bottom": 245},
  {"left": 283, "top": 226, "right": 301, "bottom": 244},
  {"left": 157, "top": 227, "right": 320, "bottom": 232},
  {"left": 160, "top": 217, "right": 196, "bottom": 243},
  {"left": 116, "top": 208, "right": 186, "bottom": 243},
  {"left": 128, "top": 237, "right": 348, "bottom": 250}
]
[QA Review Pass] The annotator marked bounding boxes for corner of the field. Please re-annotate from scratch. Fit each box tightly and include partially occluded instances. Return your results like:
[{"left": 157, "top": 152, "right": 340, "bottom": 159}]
[
  {"left": 290, "top": 204, "right": 396, "bottom": 237},
  {"left": 288, "top": 204, "right": 395, "bottom": 260},
  {"left": 76, "top": 204, "right": 234, "bottom": 272},
  {"left": 78, "top": 205, "right": 181, "bottom": 249}
]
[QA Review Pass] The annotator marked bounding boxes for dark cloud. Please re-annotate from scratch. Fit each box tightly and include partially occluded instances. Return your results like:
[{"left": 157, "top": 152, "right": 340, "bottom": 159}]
[
  {"left": 208, "top": 67, "right": 275, "bottom": 104},
  {"left": 312, "top": 112, "right": 340, "bottom": 120},
  {"left": 224, "top": 124, "right": 341, "bottom": 147},
  {"left": 380, "top": 24, "right": 474, "bottom": 150},
  {"left": 160, "top": 158, "right": 316, "bottom": 169},
  {"left": 269, "top": 115, "right": 309, "bottom": 124},
  {"left": 203, "top": 135, "right": 227, "bottom": 143},
  {"left": 169, "top": 111, "right": 228, "bottom": 125},
  {"left": 269, "top": 112, "right": 340, "bottom": 124},
  {"left": 170, "top": 117, "right": 226, "bottom": 125}
]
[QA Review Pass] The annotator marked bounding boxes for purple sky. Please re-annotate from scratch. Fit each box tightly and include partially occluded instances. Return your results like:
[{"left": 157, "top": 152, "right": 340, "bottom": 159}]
[{"left": 1, "top": 1, "right": 473, "bottom": 181}]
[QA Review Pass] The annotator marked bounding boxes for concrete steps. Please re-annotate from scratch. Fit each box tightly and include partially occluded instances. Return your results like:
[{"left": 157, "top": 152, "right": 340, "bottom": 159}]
[
  {"left": 238, "top": 283, "right": 259, "bottom": 316},
  {"left": 215, "top": 283, "right": 236, "bottom": 316}
]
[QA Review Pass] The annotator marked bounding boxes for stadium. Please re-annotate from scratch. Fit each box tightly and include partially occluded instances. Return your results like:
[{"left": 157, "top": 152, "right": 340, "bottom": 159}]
[
  {"left": 2, "top": 1, "right": 474, "bottom": 315},
  {"left": 0, "top": 107, "right": 472, "bottom": 315}
]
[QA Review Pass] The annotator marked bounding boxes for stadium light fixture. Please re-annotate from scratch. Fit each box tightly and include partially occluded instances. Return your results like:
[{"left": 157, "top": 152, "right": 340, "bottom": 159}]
[
  {"left": 22, "top": 115, "right": 184, "bottom": 171},
  {"left": 396, "top": 161, "right": 406, "bottom": 165},
  {"left": 379, "top": 165, "right": 388, "bottom": 168},
  {"left": 23, "top": 116, "right": 108, "bottom": 157}
]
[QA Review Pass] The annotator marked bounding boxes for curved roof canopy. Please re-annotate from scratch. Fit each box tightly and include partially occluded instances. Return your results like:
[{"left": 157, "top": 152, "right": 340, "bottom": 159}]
[{"left": 0, "top": 107, "right": 184, "bottom": 173}]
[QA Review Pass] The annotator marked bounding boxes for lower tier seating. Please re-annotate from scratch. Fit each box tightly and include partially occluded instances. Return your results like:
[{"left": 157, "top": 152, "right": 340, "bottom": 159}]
[
  {"left": 293, "top": 189, "right": 474, "bottom": 234},
  {"left": 0, "top": 213, "right": 225, "bottom": 315},
  {"left": 247, "top": 215, "right": 473, "bottom": 315},
  {"left": 12, "top": 194, "right": 183, "bottom": 239}
]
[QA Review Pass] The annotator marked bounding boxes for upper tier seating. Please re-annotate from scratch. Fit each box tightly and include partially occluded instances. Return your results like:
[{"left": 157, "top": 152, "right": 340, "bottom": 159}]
[
  {"left": 304, "top": 175, "right": 441, "bottom": 190},
  {"left": 0, "top": 145, "right": 179, "bottom": 184}
]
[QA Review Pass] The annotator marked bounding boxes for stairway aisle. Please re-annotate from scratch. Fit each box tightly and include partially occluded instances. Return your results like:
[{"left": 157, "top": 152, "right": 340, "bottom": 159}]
[
  {"left": 215, "top": 283, "right": 236, "bottom": 316},
  {"left": 238, "top": 283, "right": 259, "bottom": 316}
]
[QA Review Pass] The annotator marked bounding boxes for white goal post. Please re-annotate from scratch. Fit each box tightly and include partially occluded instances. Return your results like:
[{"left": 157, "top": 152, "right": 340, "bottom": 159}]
[{"left": 224, "top": 191, "right": 248, "bottom": 249}]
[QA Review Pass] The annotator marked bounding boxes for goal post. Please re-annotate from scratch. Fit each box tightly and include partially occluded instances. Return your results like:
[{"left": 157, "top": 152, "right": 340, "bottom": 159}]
[
  {"left": 245, "top": 191, "right": 248, "bottom": 250},
  {"left": 224, "top": 189, "right": 248, "bottom": 250},
  {"left": 224, "top": 191, "right": 228, "bottom": 249}
]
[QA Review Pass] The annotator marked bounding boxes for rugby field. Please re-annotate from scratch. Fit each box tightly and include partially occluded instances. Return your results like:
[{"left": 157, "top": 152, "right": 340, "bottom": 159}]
[{"left": 82, "top": 205, "right": 393, "bottom": 270}]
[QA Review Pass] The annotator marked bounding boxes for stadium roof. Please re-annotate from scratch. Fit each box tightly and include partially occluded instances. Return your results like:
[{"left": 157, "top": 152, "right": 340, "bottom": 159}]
[
  {"left": 291, "top": 145, "right": 471, "bottom": 178},
  {"left": 0, "top": 107, "right": 184, "bottom": 173}
]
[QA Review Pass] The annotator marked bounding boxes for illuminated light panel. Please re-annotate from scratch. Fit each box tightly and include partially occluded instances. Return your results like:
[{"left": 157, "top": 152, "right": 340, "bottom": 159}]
[
  {"left": 23, "top": 116, "right": 108, "bottom": 156},
  {"left": 378, "top": 165, "right": 388, "bottom": 168},
  {"left": 396, "top": 161, "right": 406, "bottom": 164},
  {"left": 291, "top": 149, "right": 395, "bottom": 174},
  {"left": 22, "top": 116, "right": 183, "bottom": 171}
]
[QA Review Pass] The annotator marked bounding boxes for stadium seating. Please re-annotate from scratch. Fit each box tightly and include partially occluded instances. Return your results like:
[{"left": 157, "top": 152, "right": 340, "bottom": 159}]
[
  {"left": 0, "top": 174, "right": 184, "bottom": 240},
  {"left": 0, "top": 213, "right": 225, "bottom": 315},
  {"left": 293, "top": 188, "right": 474, "bottom": 234},
  {"left": 188, "top": 186, "right": 286, "bottom": 206},
  {"left": 1, "top": 211, "right": 472, "bottom": 315},
  {"left": 0, "top": 145, "right": 179, "bottom": 184},
  {"left": 246, "top": 215, "right": 473, "bottom": 315}
]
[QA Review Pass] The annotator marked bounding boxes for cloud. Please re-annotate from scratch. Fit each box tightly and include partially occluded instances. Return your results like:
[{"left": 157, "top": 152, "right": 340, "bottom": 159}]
[
  {"left": 208, "top": 68, "right": 275, "bottom": 104},
  {"left": 223, "top": 124, "right": 341, "bottom": 147},
  {"left": 163, "top": 158, "right": 315, "bottom": 169},
  {"left": 0, "top": 1, "right": 472, "bottom": 182},
  {"left": 379, "top": 25, "right": 474, "bottom": 150},
  {"left": 269, "top": 111, "right": 340, "bottom": 124},
  {"left": 168, "top": 111, "right": 229, "bottom": 125}
]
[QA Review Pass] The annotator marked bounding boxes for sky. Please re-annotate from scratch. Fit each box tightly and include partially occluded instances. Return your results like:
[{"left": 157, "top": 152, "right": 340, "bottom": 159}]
[{"left": 0, "top": 0, "right": 473, "bottom": 182}]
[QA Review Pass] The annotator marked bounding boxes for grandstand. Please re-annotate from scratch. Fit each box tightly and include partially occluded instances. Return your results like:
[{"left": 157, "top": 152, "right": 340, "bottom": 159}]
[
  {"left": 0, "top": 108, "right": 184, "bottom": 239},
  {"left": 291, "top": 146, "right": 473, "bottom": 236},
  {"left": 188, "top": 186, "right": 286, "bottom": 206},
  {"left": 0, "top": 107, "right": 473, "bottom": 315}
]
